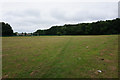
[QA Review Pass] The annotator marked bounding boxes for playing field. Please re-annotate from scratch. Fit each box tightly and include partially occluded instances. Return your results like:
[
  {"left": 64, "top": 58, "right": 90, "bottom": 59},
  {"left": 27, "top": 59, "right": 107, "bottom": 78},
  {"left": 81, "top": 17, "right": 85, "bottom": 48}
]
[{"left": 2, "top": 35, "right": 118, "bottom": 78}]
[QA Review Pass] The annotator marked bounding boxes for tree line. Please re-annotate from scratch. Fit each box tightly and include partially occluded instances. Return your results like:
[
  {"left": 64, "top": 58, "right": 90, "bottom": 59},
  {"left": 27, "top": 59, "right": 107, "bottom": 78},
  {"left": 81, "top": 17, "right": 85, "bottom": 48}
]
[
  {"left": 0, "top": 18, "right": 120, "bottom": 36},
  {"left": 33, "top": 18, "right": 120, "bottom": 35}
]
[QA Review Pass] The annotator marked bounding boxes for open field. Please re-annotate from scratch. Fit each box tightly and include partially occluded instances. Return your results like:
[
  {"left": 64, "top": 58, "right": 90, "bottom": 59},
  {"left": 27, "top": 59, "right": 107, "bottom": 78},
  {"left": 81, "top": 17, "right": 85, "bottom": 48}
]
[{"left": 2, "top": 35, "right": 118, "bottom": 78}]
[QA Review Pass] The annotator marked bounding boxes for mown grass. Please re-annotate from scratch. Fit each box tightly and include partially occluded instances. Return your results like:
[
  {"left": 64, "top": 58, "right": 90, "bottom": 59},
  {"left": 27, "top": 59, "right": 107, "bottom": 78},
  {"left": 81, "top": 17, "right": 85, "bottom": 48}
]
[{"left": 2, "top": 35, "right": 118, "bottom": 78}]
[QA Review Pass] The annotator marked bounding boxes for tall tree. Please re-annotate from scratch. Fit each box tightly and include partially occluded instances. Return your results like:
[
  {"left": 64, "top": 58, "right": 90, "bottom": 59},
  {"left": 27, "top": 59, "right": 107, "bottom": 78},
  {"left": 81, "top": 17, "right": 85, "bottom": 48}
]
[{"left": 1, "top": 22, "right": 13, "bottom": 36}]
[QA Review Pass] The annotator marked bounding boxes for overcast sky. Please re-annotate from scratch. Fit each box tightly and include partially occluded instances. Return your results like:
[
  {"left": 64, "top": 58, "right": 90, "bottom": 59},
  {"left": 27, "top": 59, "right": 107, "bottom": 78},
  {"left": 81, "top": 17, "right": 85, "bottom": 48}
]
[{"left": 0, "top": 0, "right": 119, "bottom": 33}]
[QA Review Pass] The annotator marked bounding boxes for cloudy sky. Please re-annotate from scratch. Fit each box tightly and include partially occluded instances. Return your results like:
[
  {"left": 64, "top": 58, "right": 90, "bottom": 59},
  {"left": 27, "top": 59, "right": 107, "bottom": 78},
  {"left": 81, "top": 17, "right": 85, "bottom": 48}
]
[{"left": 0, "top": 0, "right": 119, "bottom": 33}]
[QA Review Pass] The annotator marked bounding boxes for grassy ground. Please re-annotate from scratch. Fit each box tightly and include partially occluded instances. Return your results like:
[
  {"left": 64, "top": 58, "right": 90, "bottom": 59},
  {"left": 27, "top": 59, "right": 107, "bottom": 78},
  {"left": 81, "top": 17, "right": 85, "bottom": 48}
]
[{"left": 2, "top": 35, "right": 118, "bottom": 78}]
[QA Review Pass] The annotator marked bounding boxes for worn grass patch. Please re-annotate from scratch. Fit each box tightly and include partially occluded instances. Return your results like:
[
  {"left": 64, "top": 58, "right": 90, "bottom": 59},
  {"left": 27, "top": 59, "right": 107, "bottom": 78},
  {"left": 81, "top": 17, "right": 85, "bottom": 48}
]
[{"left": 2, "top": 35, "right": 118, "bottom": 78}]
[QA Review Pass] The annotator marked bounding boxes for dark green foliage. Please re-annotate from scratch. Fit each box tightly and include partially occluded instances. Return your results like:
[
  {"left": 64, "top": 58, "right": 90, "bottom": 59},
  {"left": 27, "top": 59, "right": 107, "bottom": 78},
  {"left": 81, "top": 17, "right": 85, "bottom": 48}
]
[
  {"left": 1, "top": 22, "right": 14, "bottom": 36},
  {"left": 34, "top": 18, "right": 120, "bottom": 35}
]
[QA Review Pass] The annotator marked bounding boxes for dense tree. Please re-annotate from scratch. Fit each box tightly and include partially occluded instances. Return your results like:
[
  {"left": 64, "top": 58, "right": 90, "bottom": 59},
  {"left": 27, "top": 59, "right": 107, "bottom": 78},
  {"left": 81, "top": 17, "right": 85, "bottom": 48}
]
[
  {"left": 34, "top": 18, "right": 120, "bottom": 35},
  {"left": 1, "top": 22, "right": 14, "bottom": 36}
]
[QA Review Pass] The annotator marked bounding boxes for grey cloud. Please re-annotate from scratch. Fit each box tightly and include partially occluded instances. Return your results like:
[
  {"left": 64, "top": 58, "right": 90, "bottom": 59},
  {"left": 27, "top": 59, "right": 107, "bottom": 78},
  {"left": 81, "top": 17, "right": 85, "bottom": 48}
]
[
  {"left": 1, "top": 2, "right": 118, "bottom": 33},
  {"left": 4, "top": 9, "right": 41, "bottom": 19},
  {"left": 50, "top": 2, "right": 117, "bottom": 23},
  {"left": 3, "top": 9, "right": 54, "bottom": 25},
  {"left": 3, "top": 9, "right": 59, "bottom": 32}
]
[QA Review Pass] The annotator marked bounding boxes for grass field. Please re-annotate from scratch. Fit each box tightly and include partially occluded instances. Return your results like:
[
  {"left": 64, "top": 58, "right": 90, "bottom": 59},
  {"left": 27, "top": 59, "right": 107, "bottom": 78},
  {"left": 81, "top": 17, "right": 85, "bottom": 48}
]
[{"left": 2, "top": 35, "right": 118, "bottom": 78}]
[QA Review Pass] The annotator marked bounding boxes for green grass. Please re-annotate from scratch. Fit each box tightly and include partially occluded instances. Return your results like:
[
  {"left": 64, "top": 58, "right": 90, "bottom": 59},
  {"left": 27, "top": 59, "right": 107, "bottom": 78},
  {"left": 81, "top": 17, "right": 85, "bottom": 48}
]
[{"left": 2, "top": 35, "right": 118, "bottom": 78}]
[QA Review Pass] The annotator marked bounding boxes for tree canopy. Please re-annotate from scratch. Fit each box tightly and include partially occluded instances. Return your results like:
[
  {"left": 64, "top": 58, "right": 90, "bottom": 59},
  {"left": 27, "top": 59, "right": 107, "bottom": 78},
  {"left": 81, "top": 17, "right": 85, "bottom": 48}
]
[
  {"left": 1, "top": 22, "right": 14, "bottom": 36},
  {"left": 34, "top": 18, "right": 120, "bottom": 35}
]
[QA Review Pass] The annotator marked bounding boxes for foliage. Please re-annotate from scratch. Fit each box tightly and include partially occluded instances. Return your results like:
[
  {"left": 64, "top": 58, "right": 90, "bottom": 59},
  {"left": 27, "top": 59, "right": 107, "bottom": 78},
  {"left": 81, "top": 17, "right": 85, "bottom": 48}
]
[
  {"left": 34, "top": 18, "right": 120, "bottom": 35},
  {"left": 1, "top": 22, "right": 14, "bottom": 36}
]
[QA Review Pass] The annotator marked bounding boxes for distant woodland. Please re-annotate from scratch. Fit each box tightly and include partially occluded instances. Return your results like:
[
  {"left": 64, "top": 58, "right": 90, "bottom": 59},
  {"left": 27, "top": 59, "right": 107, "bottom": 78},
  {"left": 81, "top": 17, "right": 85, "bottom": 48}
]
[
  {"left": 33, "top": 18, "right": 120, "bottom": 35},
  {"left": 1, "top": 18, "right": 120, "bottom": 36}
]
